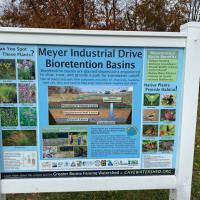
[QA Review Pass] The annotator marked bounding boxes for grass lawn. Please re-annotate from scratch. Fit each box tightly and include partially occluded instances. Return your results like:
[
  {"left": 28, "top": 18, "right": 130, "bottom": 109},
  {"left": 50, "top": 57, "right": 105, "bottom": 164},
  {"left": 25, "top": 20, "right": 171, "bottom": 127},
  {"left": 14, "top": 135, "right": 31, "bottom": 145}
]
[{"left": 6, "top": 97, "right": 200, "bottom": 200}]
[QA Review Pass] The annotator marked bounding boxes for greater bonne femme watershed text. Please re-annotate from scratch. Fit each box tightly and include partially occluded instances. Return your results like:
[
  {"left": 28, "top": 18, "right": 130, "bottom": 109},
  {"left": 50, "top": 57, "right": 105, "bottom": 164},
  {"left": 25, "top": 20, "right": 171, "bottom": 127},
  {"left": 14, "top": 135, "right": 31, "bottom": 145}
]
[{"left": 38, "top": 48, "right": 143, "bottom": 69}]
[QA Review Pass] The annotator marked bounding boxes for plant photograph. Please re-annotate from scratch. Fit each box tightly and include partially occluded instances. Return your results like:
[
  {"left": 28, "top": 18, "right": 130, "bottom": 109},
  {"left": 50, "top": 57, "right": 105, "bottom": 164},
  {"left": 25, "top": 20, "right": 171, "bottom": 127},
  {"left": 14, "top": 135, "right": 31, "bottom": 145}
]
[
  {"left": 143, "top": 125, "right": 158, "bottom": 137},
  {"left": 68, "top": 132, "right": 87, "bottom": 146},
  {"left": 17, "top": 59, "right": 35, "bottom": 80},
  {"left": 160, "top": 109, "right": 176, "bottom": 121},
  {"left": 2, "top": 130, "right": 36, "bottom": 146},
  {"left": 74, "top": 146, "right": 87, "bottom": 157},
  {"left": 160, "top": 125, "right": 176, "bottom": 137},
  {"left": 142, "top": 140, "right": 157, "bottom": 152},
  {"left": 0, "top": 59, "right": 16, "bottom": 80},
  {"left": 0, "top": 83, "right": 17, "bottom": 103},
  {"left": 144, "top": 93, "right": 160, "bottom": 106},
  {"left": 19, "top": 83, "right": 36, "bottom": 103},
  {"left": 159, "top": 140, "right": 174, "bottom": 152},
  {"left": 0, "top": 107, "right": 18, "bottom": 126},
  {"left": 43, "top": 132, "right": 68, "bottom": 146},
  {"left": 43, "top": 146, "right": 74, "bottom": 159},
  {"left": 20, "top": 107, "right": 37, "bottom": 126},
  {"left": 161, "top": 94, "right": 176, "bottom": 106},
  {"left": 143, "top": 109, "right": 159, "bottom": 121}
]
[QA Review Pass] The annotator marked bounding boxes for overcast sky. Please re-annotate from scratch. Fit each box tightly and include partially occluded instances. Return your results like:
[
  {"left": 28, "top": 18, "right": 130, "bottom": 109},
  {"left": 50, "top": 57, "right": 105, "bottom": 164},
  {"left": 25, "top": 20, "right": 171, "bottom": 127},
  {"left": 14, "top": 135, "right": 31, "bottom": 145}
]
[
  {"left": 0, "top": 0, "right": 6, "bottom": 5},
  {"left": 0, "top": 0, "right": 6, "bottom": 12},
  {"left": 0, "top": 0, "right": 18, "bottom": 16}
]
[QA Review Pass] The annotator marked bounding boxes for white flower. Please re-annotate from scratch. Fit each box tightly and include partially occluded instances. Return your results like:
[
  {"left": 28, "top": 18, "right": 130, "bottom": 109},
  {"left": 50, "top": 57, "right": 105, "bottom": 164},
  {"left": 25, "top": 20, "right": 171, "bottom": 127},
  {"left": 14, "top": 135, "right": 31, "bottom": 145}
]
[{"left": 24, "top": 65, "right": 30, "bottom": 71}]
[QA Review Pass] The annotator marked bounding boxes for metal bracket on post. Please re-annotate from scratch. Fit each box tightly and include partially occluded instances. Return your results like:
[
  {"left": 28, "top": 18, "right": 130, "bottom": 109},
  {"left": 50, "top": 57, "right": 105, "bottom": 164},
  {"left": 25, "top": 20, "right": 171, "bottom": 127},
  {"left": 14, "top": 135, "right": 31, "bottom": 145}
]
[{"left": 169, "top": 22, "right": 200, "bottom": 200}]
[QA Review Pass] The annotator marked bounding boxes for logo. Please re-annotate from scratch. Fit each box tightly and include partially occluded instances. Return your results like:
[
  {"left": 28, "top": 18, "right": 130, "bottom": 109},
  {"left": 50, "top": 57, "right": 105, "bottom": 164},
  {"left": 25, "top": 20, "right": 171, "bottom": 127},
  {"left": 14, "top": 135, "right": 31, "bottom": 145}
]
[
  {"left": 71, "top": 162, "right": 76, "bottom": 167},
  {"left": 41, "top": 162, "right": 51, "bottom": 168},
  {"left": 64, "top": 161, "right": 69, "bottom": 167},
  {"left": 101, "top": 160, "right": 106, "bottom": 166},
  {"left": 87, "top": 161, "right": 94, "bottom": 166},
  {"left": 95, "top": 160, "right": 101, "bottom": 167},
  {"left": 107, "top": 160, "right": 113, "bottom": 166},
  {"left": 113, "top": 160, "right": 119, "bottom": 166},
  {"left": 82, "top": 161, "right": 94, "bottom": 167},
  {"left": 76, "top": 161, "right": 82, "bottom": 167},
  {"left": 128, "top": 160, "right": 138, "bottom": 166},
  {"left": 119, "top": 160, "right": 128, "bottom": 166},
  {"left": 52, "top": 162, "right": 58, "bottom": 168},
  {"left": 58, "top": 162, "right": 63, "bottom": 168}
]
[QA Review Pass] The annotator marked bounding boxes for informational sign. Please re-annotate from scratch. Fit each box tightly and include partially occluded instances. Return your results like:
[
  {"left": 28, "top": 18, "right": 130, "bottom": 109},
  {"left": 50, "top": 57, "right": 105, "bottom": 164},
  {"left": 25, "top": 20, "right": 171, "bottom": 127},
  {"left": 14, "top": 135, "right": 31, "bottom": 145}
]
[{"left": 0, "top": 44, "right": 184, "bottom": 178}]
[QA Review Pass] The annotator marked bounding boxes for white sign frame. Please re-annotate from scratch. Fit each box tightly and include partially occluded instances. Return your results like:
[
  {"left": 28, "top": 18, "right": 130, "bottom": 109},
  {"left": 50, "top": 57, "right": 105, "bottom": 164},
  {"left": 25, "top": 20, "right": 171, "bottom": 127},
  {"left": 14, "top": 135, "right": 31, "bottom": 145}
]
[{"left": 0, "top": 22, "right": 200, "bottom": 200}]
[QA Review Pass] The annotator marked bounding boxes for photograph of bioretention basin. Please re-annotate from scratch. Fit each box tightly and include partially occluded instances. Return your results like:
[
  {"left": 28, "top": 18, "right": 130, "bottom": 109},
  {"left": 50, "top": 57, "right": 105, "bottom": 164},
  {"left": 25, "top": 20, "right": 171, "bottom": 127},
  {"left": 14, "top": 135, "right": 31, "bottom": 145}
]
[
  {"left": 42, "top": 128, "right": 88, "bottom": 159},
  {"left": 48, "top": 85, "right": 132, "bottom": 125}
]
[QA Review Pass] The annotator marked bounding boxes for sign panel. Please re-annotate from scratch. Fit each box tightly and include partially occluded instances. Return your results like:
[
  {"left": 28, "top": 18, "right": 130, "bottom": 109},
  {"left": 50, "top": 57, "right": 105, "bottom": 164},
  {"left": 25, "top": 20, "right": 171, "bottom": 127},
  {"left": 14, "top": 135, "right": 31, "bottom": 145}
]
[{"left": 0, "top": 45, "right": 184, "bottom": 178}]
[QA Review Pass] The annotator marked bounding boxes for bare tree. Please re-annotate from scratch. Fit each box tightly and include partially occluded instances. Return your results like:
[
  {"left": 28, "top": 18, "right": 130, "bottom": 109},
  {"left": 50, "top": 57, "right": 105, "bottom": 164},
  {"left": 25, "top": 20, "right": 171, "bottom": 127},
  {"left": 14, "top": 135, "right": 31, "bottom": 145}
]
[
  {"left": 185, "top": 0, "right": 200, "bottom": 22},
  {"left": 95, "top": 0, "right": 125, "bottom": 30},
  {"left": 0, "top": 0, "right": 89, "bottom": 28},
  {"left": 125, "top": 0, "right": 188, "bottom": 31},
  {"left": 0, "top": 0, "right": 200, "bottom": 31}
]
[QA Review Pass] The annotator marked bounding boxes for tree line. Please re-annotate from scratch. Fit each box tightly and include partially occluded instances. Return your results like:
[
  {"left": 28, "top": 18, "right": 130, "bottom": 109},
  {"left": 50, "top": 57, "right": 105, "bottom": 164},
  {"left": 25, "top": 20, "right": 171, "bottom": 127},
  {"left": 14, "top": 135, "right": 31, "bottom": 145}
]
[{"left": 0, "top": 0, "right": 200, "bottom": 31}]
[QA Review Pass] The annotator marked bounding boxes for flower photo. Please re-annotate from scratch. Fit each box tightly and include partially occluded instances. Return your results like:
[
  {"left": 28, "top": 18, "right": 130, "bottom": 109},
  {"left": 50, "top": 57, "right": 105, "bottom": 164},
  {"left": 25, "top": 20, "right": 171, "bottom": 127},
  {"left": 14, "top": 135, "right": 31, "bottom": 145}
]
[
  {"left": 17, "top": 59, "right": 35, "bottom": 80},
  {"left": 20, "top": 107, "right": 37, "bottom": 126},
  {"left": 19, "top": 83, "right": 36, "bottom": 103}
]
